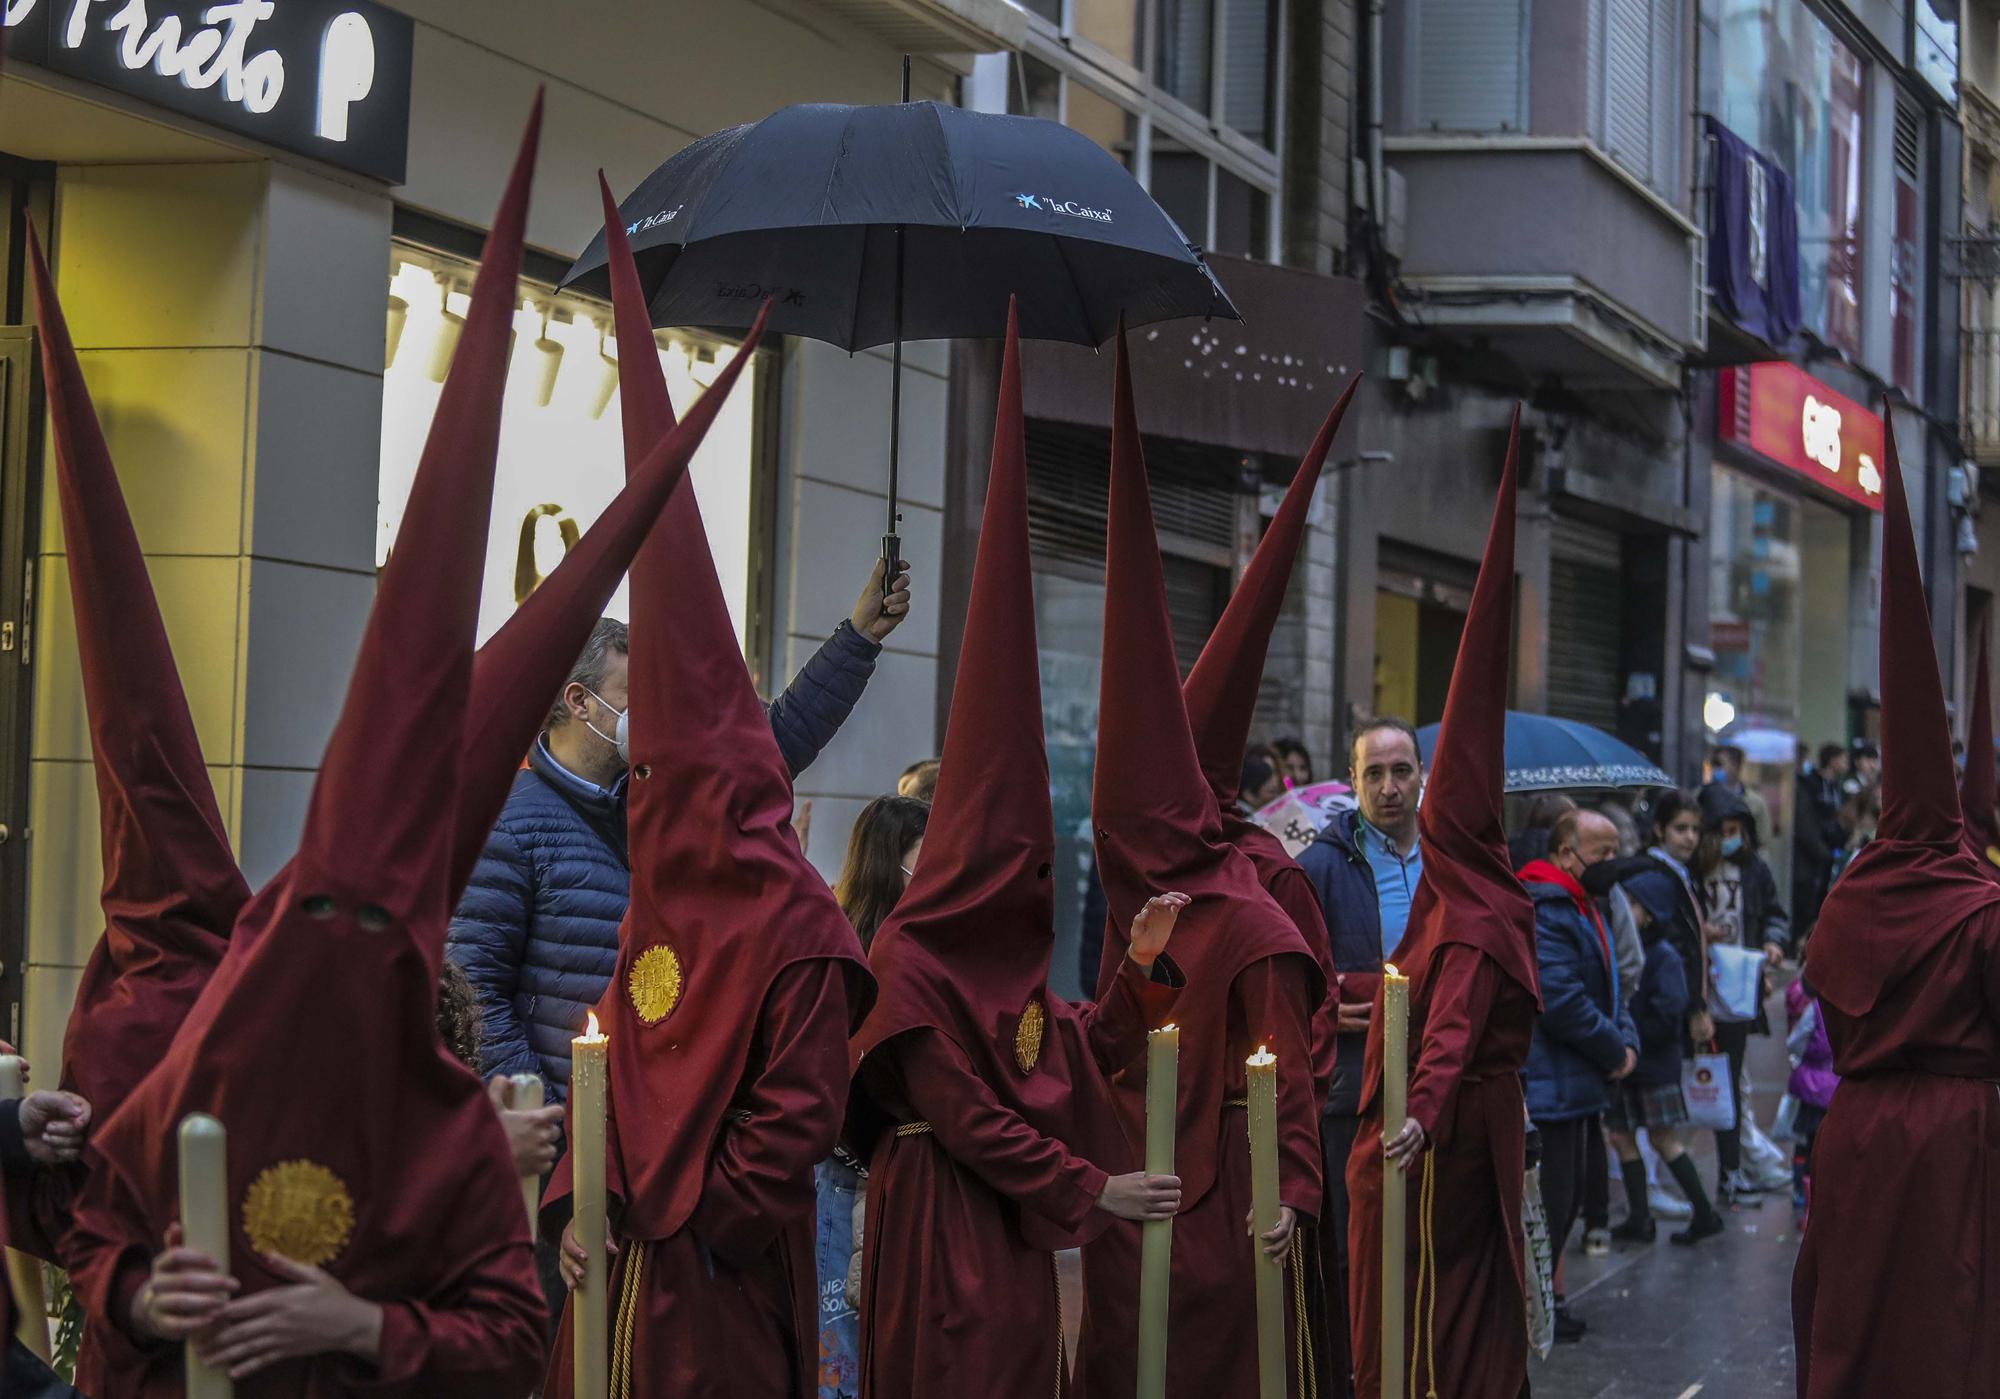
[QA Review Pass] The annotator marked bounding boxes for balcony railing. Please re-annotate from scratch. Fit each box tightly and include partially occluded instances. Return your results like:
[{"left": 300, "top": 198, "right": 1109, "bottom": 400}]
[{"left": 1964, "top": 310, "right": 2000, "bottom": 466}]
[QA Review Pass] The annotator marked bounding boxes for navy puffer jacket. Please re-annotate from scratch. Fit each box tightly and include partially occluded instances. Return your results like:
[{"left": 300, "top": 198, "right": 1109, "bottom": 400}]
[
  {"left": 446, "top": 622, "right": 881, "bottom": 1097},
  {"left": 1521, "top": 865, "right": 1639, "bottom": 1123}
]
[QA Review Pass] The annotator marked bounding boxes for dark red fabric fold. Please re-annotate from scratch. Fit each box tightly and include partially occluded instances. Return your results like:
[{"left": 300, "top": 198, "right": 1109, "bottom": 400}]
[
  {"left": 1090, "top": 326, "right": 1323, "bottom": 1210},
  {"left": 25, "top": 224, "right": 247, "bottom": 1112},
  {"left": 1807, "top": 410, "right": 2000, "bottom": 1016}
]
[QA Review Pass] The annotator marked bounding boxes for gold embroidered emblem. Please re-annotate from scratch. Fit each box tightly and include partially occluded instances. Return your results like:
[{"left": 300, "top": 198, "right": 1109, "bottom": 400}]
[
  {"left": 241, "top": 1160, "right": 354, "bottom": 1267},
  {"left": 1015, "top": 1000, "right": 1046, "bottom": 1073},
  {"left": 629, "top": 943, "right": 683, "bottom": 1024}
]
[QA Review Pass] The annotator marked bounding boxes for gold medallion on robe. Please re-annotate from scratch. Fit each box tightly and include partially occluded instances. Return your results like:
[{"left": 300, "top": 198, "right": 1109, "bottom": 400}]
[
  {"left": 242, "top": 1159, "right": 355, "bottom": 1267},
  {"left": 1014, "top": 1000, "right": 1045, "bottom": 1074},
  {"left": 629, "top": 943, "right": 684, "bottom": 1024}
]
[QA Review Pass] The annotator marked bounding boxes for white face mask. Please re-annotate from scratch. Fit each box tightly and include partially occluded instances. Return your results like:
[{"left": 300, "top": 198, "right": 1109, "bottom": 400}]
[{"left": 582, "top": 687, "right": 630, "bottom": 765}]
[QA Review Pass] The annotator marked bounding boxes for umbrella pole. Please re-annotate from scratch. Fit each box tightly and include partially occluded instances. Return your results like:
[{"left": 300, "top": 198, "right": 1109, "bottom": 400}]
[{"left": 882, "top": 54, "right": 912, "bottom": 600}]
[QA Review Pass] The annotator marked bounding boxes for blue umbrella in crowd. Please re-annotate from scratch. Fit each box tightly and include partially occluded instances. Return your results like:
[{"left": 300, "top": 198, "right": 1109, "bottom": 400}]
[
  {"left": 1416, "top": 711, "right": 1675, "bottom": 793},
  {"left": 562, "top": 80, "right": 1238, "bottom": 587}
]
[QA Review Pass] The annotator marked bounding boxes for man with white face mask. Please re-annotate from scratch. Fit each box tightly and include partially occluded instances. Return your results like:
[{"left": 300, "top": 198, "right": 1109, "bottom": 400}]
[{"left": 446, "top": 556, "right": 911, "bottom": 1103}]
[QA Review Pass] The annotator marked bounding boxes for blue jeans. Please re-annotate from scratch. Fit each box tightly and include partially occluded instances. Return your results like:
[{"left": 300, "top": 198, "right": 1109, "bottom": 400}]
[{"left": 814, "top": 1159, "right": 862, "bottom": 1399}]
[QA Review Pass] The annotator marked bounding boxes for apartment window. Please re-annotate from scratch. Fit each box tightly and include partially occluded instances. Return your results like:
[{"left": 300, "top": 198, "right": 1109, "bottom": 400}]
[
  {"left": 1067, "top": 80, "right": 1141, "bottom": 166},
  {"left": 1151, "top": 143, "right": 1212, "bottom": 241},
  {"left": 1892, "top": 100, "right": 1923, "bottom": 396},
  {"left": 1156, "top": 0, "right": 1215, "bottom": 113},
  {"left": 1219, "top": 0, "right": 1277, "bottom": 146},
  {"left": 1214, "top": 166, "right": 1272, "bottom": 255},
  {"left": 1074, "top": 0, "right": 1143, "bottom": 68},
  {"left": 1592, "top": 0, "right": 1680, "bottom": 195},
  {"left": 1715, "top": 0, "right": 1865, "bottom": 357},
  {"left": 1406, "top": 0, "right": 1530, "bottom": 133},
  {"left": 1012, "top": 53, "right": 1064, "bottom": 121}
]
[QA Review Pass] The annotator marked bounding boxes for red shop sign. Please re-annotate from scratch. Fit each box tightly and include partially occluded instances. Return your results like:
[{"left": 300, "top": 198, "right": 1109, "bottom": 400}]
[{"left": 1717, "top": 363, "right": 1885, "bottom": 512}]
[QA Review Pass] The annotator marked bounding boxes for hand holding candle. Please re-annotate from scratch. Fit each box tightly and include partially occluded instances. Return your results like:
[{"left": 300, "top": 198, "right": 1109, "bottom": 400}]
[
  {"left": 178, "top": 1113, "right": 232, "bottom": 1399},
  {"left": 1135, "top": 1023, "right": 1180, "bottom": 1399},
  {"left": 1246, "top": 1046, "right": 1285, "bottom": 1399},
  {"left": 571, "top": 1013, "right": 609, "bottom": 1399},
  {"left": 1381, "top": 966, "right": 1411, "bottom": 1399}
]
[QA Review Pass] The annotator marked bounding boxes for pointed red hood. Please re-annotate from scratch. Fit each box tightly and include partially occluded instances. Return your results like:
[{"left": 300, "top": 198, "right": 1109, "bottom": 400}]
[
  {"left": 88, "top": 104, "right": 551, "bottom": 1346},
  {"left": 1183, "top": 375, "right": 1359, "bottom": 805},
  {"left": 851, "top": 304, "right": 1132, "bottom": 1245},
  {"left": 1091, "top": 327, "right": 1321, "bottom": 1209},
  {"left": 1964, "top": 626, "right": 2000, "bottom": 877},
  {"left": 1808, "top": 411, "right": 2000, "bottom": 1016},
  {"left": 448, "top": 174, "right": 754, "bottom": 900},
  {"left": 26, "top": 224, "right": 247, "bottom": 1111},
  {"left": 555, "top": 179, "right": 871, "bottom": 1244}
]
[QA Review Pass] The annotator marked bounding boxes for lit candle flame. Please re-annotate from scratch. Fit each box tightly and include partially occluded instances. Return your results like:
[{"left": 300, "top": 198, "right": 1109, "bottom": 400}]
[
  {"left": 583, "top": 1011, "right": 601, "bottom": 1038},
  {"left": 1384, "top": 963, "right": 1402, "bottom": 977}
]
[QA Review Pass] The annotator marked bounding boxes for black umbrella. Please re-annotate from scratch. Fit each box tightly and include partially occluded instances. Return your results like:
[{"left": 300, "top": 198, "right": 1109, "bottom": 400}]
[{"left": 562, "top": 85, "right": 1238, "bottom": 588}]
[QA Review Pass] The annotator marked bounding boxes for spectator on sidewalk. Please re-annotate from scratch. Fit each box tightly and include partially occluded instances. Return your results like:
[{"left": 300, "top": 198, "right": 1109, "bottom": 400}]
[
  {"left": 1271, "top": 735, "right": 1315, "bottom": 787},
  {"left": 1705, "top": 744, "right": 1774, "bottom": 852},
  {"left": 1295, "top": 714, "right": 1425, "bottom": 1380},
  {"left": 1696, "top": 784, "right": 1790, "bottom": 1207},
  {"left": 1784, "top": 976, "right": 1838, "bottom": 1221},
  {"left": 447, "top": 558, "right": 908, "bottom": 1099},
  {"left": 897, "top": 757, "right": 941, "bottom": 802},
  {"left": 1602, "top": 870, "right": 1726, "bottom": 1246},
  {"left": 1518, "top": 808, "right": 1638, "bottom": 1341}
]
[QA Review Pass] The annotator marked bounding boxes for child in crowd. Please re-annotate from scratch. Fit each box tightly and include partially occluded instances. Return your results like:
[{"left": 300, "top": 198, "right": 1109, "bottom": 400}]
[
  {"left": 1785, "top": 976, "right": 1839, "bottom": 1221},
  {"left": 1603, "top": 870, "right": 1726, "bottom": 1245}
]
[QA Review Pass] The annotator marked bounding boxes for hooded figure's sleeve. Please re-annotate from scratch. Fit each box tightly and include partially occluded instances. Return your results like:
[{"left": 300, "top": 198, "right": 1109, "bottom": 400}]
[
  {"left": 64, "top": 1159, "right": 166, "bottom": 1372},
  {"left": 340, "top": 1239, "right": 546, "bottom": 1396},
  {"left": 1082, "top": 951, "right": 1185, "bottom": 1074},
  {"left": 697, "top": 959, "right": 855, "bottom": 1265},
  {"left": 884, "top": 1030, "right": 1109, "bottom": 1233},
  {"left": 1267, "top": 864, "right": 1340, "bottom": 1107}
]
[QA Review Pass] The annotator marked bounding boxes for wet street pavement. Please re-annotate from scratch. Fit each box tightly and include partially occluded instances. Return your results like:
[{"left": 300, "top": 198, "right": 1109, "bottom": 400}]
[{"left": 1528, "top": 993, "right": 1803, "bottom": 1399}]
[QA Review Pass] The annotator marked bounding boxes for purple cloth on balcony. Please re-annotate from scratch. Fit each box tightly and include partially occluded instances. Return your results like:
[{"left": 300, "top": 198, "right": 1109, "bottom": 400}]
[{"left": 1706, "top": 115, "right": 1802, "bottom": 346}]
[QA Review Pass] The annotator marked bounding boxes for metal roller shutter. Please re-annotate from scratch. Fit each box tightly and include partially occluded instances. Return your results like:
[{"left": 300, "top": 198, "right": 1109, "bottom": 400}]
[
  {"left": 1547, "top": 516, "right": 1624, "bottom": 732},
  {"left": 1025, "top": 418, "right": 1235, "bottom": 673}
]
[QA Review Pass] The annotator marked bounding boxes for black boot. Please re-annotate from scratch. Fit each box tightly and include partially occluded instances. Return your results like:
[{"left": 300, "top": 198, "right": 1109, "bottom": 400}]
[
  {"left": 1668, "top": 1155, "right": 1726, "bottom": 1244},
  {"left": 1552, "top": 1297, "right": 1587, "bottom": 1343},
  {"left": 1610, "top": 1158, "right": 1655, "bottom": 1243}
]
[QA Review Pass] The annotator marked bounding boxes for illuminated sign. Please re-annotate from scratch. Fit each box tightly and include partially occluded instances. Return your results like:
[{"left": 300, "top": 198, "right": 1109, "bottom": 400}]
[
  {"left": 3, "top": 0, "right": 412, "bottom": 182},
  {"left": 1717, "top": 362, "right": 1885, "bottom": 512}
]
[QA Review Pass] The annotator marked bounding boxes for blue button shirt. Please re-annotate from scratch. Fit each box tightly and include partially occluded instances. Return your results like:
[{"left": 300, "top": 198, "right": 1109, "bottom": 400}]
[{"left": 1359, "top": 816, "right": 1423, "bottom": 957}]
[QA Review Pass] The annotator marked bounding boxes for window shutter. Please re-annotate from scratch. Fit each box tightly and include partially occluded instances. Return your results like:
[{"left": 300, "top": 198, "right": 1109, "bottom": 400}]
[
  {"left": 1412, "top": 0, "right": 1528, "bottom": 133},
  {"left": 1603, "top": 0, "right": 1656, "bottom": 184},
  {"left": 1220, "top": 0, "right": 1274, "bottom": 143}
]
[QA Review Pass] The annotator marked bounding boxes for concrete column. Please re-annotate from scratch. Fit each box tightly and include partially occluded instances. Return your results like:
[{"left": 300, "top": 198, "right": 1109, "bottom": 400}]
[
  {"left": 26, "top": 162, "right": 389, "bottom": 1074},
  {"left": 775, "top": 339, "right": 948, "bottom": 882}
]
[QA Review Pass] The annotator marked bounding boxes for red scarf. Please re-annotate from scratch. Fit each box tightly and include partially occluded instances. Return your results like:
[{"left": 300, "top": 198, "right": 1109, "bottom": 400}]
[{"left": 1518, "top": 857, "right": 1612, "bottom": 973}]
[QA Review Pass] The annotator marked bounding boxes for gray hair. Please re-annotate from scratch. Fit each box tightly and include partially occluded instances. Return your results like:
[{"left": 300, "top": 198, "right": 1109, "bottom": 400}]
[{"left": 547, "top": 616, "right": 629, "bottom": 729}]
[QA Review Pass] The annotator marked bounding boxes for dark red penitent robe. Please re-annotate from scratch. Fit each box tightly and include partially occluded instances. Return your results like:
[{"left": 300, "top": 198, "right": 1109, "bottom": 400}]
[
  {"left": 850, "top": 301, "right": 1182, "bottom": 1399},
  {"left": 1346, "top": 411, "right": 1540, "bottom": 1399},
  {"left": 1077, "top": 334, "right": 1326, "bottom": 1399},
  {"left": 1178, "top": 377, "right": 1359, "bottom": 1395},
  {"left": 65, "top": 104, "right": 558, "bottom": 1399},
  {"left": 540, "top": 183, "right": 873, "bottom": 1399},
  {"left": 1793, "top": 414, "right": 2000, "bottom": 1399}
]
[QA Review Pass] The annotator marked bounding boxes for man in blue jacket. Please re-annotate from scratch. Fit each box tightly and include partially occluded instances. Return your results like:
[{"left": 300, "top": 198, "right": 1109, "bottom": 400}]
[
  {"left": 1518, "top": 807, "right": 1638, "bottom": 1342},
  {"left": 1294, "top": 714, "right": 1425, "bottom": 1392},
  {"left": 447, "top": 557, "right": 910, "bottom": 1097}
]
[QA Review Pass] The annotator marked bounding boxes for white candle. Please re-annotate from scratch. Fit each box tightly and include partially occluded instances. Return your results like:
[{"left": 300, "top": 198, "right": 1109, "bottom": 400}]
[
  {"left": 1246, "top": 1046, "right": 1283, "bottom": 1399},
  {"left": 178, "top": 1113, "right": 231, "bottom": 1399},
  {"left": 1136, "top": 1024, "right": 1178, "bottom": 1399},
  {"left": 570, "top": 1013, "right": 609, "bottom": 1399},
  {"left": 508, "top": 1073, "right": 545, "bottom": 1238},
  {"left": 1381, "top": 966, "right": 1411, "bottom": 1399}
]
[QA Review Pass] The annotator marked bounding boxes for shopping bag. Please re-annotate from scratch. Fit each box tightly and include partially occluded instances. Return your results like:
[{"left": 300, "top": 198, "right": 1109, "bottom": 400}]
[
  {"left": 1520, "top": 1165, "right": 1555, "bottom": 1359},
  {"left": 1708, "top": 944, "right": 1765, "bottom": 1023},
  {"left": 1769, "top": 1092, "right": 1800, "bottom": 1143},
  {"left": 1683, "top": 1050, "right": 1736, "bottom": 1131},
  {"left": 1742, "top": 1112, "right": 1794, "bottom": 1191}
]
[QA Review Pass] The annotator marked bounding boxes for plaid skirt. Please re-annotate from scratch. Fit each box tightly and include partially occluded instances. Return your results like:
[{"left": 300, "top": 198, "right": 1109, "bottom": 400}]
[{"left": 1606, "top": 1080, "right": 1690, "bottom": 1133}]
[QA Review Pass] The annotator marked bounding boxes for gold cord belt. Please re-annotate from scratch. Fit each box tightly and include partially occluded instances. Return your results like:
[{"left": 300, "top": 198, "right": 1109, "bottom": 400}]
[
  {"left": 609, "top": 1238, "right": 648, "bottom": 1399},
  {"left": 1410, "top": 1153, "right": 1439, "bottom": 1399},
  {"left": 1224, "top": 1097, "right": 1249, "bottom": 1109},
  {"left": 894, "top": 1121, "right": 934, "bottom": 1137},
  {"left": 1052, "top": 1252, "right": 1066, "bottom": 1398},
  {"left": 1292, "top": 1226, "right": 1317, "bottom": 1399}
]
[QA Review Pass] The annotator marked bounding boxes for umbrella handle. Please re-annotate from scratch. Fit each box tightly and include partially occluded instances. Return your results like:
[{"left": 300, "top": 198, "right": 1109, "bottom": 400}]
[{"left": 882, "top": 533, "right": 903, "bottom": 600}]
